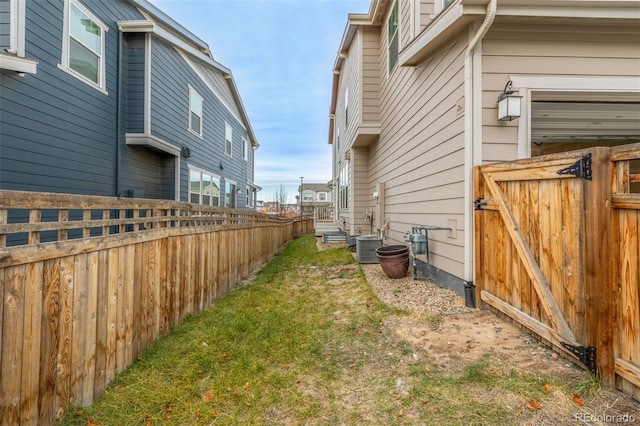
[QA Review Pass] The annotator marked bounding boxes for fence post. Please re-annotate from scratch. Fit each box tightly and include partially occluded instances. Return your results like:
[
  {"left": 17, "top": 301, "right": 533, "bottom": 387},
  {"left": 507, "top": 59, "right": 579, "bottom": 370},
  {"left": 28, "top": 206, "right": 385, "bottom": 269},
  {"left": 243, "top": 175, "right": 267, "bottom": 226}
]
[{"left": 583, "top": 147, "right": 615, "bottom": 385}]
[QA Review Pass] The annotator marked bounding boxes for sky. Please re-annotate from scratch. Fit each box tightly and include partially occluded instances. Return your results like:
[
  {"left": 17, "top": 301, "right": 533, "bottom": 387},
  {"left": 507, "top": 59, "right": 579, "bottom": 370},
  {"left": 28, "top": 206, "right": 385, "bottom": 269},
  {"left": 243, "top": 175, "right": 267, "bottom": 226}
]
[{"left": 149, "top": 0, "right": 371, "bottom": 203}]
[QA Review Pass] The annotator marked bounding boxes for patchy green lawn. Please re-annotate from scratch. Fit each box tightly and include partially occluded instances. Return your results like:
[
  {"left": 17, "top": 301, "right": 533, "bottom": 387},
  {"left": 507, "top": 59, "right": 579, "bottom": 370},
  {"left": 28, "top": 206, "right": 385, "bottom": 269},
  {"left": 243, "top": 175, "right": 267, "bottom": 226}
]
[{"left": 57, "top": 235, "right": 638, "bottom": 425}]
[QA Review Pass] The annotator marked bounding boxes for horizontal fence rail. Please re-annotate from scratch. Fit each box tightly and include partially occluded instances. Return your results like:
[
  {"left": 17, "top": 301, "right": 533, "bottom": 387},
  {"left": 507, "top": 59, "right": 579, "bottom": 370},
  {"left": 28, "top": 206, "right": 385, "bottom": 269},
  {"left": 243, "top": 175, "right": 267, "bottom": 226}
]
[{"left": 0, "top": 190, "right": 313, "bottom": 424}]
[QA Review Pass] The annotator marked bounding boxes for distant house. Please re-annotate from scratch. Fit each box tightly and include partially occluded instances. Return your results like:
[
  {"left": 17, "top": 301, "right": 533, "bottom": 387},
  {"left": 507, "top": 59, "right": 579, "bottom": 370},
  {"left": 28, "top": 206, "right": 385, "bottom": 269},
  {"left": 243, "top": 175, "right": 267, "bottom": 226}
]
[
  {"left": 298, "top": 182, "right": 332, "bottom": 215},
  {"left": 0, "top": 0, "right": 259, "bottom": 209},
  {"left": 329, "top": 0, "right": 640, "bottom": 293}
]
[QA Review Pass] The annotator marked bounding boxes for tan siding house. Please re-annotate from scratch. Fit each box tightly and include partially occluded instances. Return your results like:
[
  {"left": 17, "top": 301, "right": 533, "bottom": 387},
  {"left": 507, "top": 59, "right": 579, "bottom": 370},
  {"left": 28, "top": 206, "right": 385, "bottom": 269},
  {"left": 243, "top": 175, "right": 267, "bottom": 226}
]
[{"left": 328, "top": 0, "right": 640, "bottom": 293}]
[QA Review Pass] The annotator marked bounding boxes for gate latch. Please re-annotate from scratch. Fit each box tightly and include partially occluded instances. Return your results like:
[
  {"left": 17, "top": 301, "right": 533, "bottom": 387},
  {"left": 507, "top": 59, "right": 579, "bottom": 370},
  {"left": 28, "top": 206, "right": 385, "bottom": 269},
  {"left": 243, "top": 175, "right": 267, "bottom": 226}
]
[
  {"left": 557, "top": 153, "right": 592, "bottom": 180},
  {"left": 561, "top": 343, "right": 597, "bottom": 376}
]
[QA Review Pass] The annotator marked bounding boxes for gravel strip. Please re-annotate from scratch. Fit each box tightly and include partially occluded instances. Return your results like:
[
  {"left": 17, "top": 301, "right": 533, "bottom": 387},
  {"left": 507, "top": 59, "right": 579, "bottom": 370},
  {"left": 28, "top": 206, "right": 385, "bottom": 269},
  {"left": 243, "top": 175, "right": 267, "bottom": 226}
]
[
  {"left": 316, "top": 239, "right": 475, "bottom": 316},
  {"left": 359, "top": 263, "right": 476, "bottom": 316}
]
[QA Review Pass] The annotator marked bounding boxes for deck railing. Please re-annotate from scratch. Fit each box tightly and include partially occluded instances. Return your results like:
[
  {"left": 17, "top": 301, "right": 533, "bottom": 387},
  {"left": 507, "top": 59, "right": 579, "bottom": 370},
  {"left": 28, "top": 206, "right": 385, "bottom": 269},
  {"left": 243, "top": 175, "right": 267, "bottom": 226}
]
[{"left": 314, "top": 205, "right": 334, "bottom": 222}]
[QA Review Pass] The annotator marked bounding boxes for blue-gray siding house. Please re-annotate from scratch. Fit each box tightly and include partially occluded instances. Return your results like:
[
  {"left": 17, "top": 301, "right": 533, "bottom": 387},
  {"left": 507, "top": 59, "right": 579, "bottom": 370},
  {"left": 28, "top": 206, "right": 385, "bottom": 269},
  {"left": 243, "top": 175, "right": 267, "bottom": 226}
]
[{"left": 0, "top": 0, "right": 260, "bottom": 209}]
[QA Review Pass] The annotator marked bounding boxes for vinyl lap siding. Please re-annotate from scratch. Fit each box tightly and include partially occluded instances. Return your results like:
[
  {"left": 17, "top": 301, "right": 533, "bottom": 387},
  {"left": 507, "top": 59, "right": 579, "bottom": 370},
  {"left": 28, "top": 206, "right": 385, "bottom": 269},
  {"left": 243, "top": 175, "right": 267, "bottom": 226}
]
[
  {"left": 336, "top": 28, "right": 362, "bottom": 229},
  {"left": 341, "top": 30, "right": 361, "bottom": 152},
  {"left": 370, "top": 17, "right": 468, "bottom": 277},
  {"left": 188, "top": 58, "right": 243, "bottom": 122},
  {"left": 481, "top": 23, "right": 640, "bottom": 163},
  {"left": 119, "top": 146, "right": 174, "bottom": 199},
  {"left": 361, "top": 27, "right": 379, "bottom": 125},
  {"left": 0, "top": 0, "right": 141, "bottom": 195},
  {"left": 123, "top": 32, "right": 145, "bottom": 134},
  {"left": 420, "top": 1, "right": 434, "bottom": 31},
  {"left": 119, "top": 31, "right": 176, "bottom": 200},
  {"left": 352, "top": 146, "right": 370, "bottom": 234},
  {"left": 149, "top": 37, "right": 249, "bottom": 205}
]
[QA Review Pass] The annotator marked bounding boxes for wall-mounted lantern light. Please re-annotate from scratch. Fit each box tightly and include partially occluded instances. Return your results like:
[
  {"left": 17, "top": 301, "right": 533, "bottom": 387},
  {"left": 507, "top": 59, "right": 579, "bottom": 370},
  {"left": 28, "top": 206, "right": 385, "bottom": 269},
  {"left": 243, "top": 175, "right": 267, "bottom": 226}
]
[
  {"left": 181, "top": 146, "right": 191, "bottom": 158},
  {"left": 497, "top": 80, "right": 522, "bottom": 121}
]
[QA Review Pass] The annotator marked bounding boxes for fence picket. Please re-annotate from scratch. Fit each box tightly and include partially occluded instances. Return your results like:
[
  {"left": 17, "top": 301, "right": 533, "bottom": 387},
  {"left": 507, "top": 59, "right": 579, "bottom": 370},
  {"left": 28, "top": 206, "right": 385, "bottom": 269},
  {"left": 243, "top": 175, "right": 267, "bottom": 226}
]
[{"left": 0, "top": 191, "right": 312, "bottom": 423}]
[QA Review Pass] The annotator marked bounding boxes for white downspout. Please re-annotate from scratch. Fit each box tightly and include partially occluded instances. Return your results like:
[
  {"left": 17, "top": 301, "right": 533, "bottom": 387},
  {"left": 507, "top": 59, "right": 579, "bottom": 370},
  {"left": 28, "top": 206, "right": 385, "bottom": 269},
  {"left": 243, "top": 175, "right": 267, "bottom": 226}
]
[{"left": 463, "top": 0, "right": 496, "bottom": 284}]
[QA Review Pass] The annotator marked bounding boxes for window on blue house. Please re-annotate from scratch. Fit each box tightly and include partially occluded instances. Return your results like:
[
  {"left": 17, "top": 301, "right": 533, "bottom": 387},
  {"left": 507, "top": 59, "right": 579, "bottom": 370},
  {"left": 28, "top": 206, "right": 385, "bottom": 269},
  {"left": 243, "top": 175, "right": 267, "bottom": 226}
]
[
  {"left": 225, "top": 180, "right": 237, "bottom": 208},
  {"left": 189, "top": 168, "right": 220, "bottom": 206},
  {"left": 60, "top": 0, "right": 107, "bottom": 91},
  {"left": 189, "top": 86, "right": 203, "bottom": 137},
  {"left": 242, "top": 137, "right": 248, "bottom": 160},
  {"left": 225, "top": 122, "right": 233, "bottom": 156}
]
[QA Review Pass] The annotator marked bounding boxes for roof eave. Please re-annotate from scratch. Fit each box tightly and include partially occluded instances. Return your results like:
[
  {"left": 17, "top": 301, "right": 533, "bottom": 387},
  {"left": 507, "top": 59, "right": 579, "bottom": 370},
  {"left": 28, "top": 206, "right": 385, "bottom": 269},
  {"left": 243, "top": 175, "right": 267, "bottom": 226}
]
[
  {"left": 126, "top": 0, "right": 211, "bottom": 55},
  {"left": 400, "top": 0, "right": 640, "bottom": 67}
]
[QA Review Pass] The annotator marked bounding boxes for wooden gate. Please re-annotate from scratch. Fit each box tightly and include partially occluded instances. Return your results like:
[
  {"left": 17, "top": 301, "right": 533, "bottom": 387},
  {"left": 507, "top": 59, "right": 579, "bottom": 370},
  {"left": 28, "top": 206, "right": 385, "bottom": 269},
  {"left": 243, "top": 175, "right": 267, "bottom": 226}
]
[
  {"left": 611, "top": 144, "right": 640, "bottom": 400},
  {"left": 474, "top": 148, "right": 617, "bottom": 383}
]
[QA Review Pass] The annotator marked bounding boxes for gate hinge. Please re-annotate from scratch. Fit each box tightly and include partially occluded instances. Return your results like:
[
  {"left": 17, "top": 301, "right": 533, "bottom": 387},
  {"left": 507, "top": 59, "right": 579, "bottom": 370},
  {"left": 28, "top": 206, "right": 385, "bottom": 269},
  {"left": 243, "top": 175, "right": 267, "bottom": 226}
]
[
  {"left": 474, "top": 198, "right": 487, "bottom": 211},
  {"left": 557, "top": 153, "right": 592, "bottom": 180},
  {"left": 561, "top": 343, "right": 597, "bottom": 375}
]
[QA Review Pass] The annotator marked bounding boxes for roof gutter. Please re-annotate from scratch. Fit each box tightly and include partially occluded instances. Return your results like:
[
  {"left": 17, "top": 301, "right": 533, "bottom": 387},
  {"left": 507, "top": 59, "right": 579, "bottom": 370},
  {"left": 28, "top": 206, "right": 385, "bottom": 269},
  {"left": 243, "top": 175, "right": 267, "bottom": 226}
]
[{"left": 463, "top": 0, "right": 496, "bottom": 284}]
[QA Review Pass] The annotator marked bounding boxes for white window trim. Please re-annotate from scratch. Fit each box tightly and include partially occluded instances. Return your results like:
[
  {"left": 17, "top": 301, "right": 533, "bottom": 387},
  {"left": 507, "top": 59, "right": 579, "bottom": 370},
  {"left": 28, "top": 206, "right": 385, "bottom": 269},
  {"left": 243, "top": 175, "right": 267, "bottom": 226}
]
[
  {"left": 58, "top": 0, "right": 108, "bottom": 94},
  {"left": 411, "top": 0, "right": 419, "bottom": 39},
  {"left": 224, "top": 122, "right": 233, "bottom": 157},
  {"left": 9, "top": 0, "right": 25, "bottom": 55},
  {"left": 0, "top": 0, "right": 37, "bottom": 73},
  {"left": 188, "top": 85, "right": 204, "bottom": 138}
]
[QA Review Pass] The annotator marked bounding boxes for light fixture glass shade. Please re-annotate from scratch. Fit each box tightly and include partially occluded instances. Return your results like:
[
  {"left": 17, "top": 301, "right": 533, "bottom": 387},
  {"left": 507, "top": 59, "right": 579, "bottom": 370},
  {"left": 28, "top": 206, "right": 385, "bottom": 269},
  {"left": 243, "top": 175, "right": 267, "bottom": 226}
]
[{"left": 497, "top": 94, "right": 522, "bottom": 121}]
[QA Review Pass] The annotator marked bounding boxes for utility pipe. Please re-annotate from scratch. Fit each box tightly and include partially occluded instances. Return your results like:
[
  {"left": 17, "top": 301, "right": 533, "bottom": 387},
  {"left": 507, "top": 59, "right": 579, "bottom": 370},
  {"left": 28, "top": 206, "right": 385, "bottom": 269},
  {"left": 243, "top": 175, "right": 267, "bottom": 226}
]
[{"left": 463, "top": 0, "right": 497, "bottom": 284}]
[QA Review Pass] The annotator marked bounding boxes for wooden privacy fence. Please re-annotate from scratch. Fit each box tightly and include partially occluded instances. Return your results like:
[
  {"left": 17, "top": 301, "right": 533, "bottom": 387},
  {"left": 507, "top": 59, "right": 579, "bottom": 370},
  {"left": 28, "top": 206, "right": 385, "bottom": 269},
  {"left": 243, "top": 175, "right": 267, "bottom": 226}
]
[
  {"left": 474, "top": 144, "right": 640, "bottom": 401},
  {"left": 0, "top": 190, "right": 313, "bottom": 425}
]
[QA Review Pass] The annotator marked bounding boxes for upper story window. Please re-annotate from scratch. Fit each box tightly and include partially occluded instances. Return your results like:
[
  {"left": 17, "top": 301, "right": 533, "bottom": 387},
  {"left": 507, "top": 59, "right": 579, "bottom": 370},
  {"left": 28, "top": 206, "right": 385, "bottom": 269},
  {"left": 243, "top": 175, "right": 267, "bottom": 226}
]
[
  {"left": 189, "top": 86, "right": 203, "bottom": 136},
  {"left": 60, "top": 0, "right": 107, "bottom": 91},
  {"left": 387, "top": 0, "right": 399, "bottom": 75},
  {"left": 225, "top": 122, "right": 233, "bottom": 156},
  {"left": 303, "top": 192, "right": 313, "bottom": 202},
  {"left": 318, "top": 192, "right": 327, "bottom": 202},
  {"left": 189, "top": 168, "right": 220, "bottom": 206},
  {"left": 242, "top": 137, "right": 248, "bottom": 160}
]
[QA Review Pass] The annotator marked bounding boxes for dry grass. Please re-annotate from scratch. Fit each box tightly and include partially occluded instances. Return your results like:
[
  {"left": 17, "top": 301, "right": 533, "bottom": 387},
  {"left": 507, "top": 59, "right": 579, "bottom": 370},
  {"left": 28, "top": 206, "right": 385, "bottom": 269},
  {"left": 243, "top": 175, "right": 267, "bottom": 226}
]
[{"left": 57, "top": 236, "right": 639, "bottom": 425}]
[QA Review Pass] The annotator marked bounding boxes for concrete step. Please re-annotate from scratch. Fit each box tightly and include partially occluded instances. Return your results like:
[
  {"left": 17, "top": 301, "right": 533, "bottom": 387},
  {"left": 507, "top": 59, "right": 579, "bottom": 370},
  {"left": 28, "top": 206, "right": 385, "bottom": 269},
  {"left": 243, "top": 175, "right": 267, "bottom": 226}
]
[{"left": 315, "top": 222, "right": 341, "bottom": 237}]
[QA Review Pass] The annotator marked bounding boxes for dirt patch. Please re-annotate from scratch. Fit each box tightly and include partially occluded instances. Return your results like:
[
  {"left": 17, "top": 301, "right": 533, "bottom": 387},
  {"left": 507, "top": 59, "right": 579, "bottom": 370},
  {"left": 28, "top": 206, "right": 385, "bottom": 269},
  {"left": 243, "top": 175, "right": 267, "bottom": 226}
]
[
  {"left": 316, "top": 238, "right": 640, "bottom": 423},
  {"left": 386, "top": 310, "right": 583, "bottom": 379}
]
